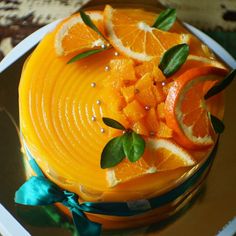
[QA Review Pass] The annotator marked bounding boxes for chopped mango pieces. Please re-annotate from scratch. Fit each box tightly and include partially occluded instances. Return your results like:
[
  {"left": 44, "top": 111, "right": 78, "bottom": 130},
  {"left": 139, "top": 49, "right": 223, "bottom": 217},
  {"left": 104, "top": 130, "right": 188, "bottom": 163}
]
[
  {"left": 134, "top": 73, "right": 165, "bottom": 107},
  {"left": 121, "top": 86, "right": 135, "bottom": 103},
  {"left": 109, "top": 59, "right": 136, "bottom": 84},
  {"left": 146, "top": 108, "right": 159, "bottom": 132},
  {"left": 135, "top": 62, "right": 155, "bottom": 78},
  {"left": 123, "top": 100, "right": 146, "bottom": 122},
  {"left": 102, "top": 57, "right": 170, "bottom": 135},
  {"left": 132, "top": 119, "right": 149, "bottom": 136},
  {"left": 135, "top": 87, "right": 157, "bottom": 107},
  {"left": 157, "top": 102, "right": 166, "bottom": 120},
  {"left": 157, "top": 122, "right": 173, "bottom": 138},
  {"left": 153, "top": 83, "right": 166, "bottom": 103},
  {"left": 101, "top": 88, "right": 126, "bottom": 112},
  {"left": 135, "top": 73, "right": 153, "bottom": 91},
  {"left": 152, "top": 66, "right": 166, "bottom": 82}
]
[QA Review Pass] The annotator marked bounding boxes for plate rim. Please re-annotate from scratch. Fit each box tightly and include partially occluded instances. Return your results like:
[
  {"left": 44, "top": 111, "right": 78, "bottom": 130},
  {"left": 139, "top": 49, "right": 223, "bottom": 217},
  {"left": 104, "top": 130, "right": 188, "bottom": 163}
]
[{"left": 0, "top": 20, "right": 236, "bottom": 74}]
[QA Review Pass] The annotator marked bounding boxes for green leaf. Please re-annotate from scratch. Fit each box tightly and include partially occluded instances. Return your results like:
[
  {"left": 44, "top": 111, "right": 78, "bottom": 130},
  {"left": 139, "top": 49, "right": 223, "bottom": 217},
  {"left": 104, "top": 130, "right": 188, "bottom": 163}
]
[
  {"left": 101, "top": 136, "right": 125, "bottom": 168},
  {"left": 210, "top": 114, "right": 225, "bottom": 134},
  {"left": 67, "top": 48, "right": 106, "bottom": 64},
  {"left": 159, "top": 43, "right": 189, "bottom": 77},
  {"left": 80, "top": 10, "right": 106, "bottom": 39},
  {"left": 102, "top": 117, "right": 126, "bottom": 130},
  {"left": 152, "top": 8, "right": 176, "bottom": 31},
  {"left": 204, "top": 69, "right": 236, "bottom": 100},
  {"left": 123, "top": 132, "right": 145, "bottom": 163}
]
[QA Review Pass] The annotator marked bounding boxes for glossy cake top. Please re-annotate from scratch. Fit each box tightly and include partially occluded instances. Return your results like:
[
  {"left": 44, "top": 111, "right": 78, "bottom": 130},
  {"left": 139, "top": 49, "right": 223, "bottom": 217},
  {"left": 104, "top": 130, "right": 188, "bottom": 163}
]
[{"left": 19, "top": 5, "right": 228, "bottom": 202}]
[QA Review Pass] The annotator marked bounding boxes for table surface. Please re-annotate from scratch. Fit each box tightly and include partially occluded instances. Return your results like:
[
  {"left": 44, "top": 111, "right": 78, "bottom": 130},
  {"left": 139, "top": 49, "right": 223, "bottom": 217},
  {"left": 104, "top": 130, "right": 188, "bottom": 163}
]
[
  {"left": 0, "top": 0, "right": 236, "bottom": 61},
  {"left": 0, "top": 1, "right": 236, "bottom": 236}
]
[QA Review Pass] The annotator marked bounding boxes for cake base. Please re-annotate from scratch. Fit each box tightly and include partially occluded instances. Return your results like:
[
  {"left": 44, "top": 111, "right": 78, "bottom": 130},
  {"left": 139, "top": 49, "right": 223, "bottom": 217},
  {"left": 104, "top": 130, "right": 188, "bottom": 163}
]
[{"left": 55, "top": 161, "right": 210, "bottom": 230}]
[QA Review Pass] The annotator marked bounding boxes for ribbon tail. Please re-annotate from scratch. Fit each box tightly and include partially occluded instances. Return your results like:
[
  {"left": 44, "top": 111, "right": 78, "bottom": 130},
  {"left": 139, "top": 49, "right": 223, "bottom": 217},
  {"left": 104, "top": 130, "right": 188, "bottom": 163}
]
[
  {"left": 71, "top": 209, "right": 101, "bottom": 236},
  {"left": 15, "top": 176, "right": 65, "bottom": 205}
]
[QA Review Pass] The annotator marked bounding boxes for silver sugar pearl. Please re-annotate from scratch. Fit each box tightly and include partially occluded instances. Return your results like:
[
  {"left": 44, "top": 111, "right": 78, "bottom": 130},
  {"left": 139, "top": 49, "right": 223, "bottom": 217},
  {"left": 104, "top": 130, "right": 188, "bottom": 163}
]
[
  {"left": 91, "top": 82, "right": 96, "bottom": 88},
  {"left": 114, "top": 52, "right": 119, "bottom": 56},
  {"left": 91, "top": 116, "right": 96, "bottom": 121},
  {"left": 149, "top": 131, "right": 155, "bottom": 136},
  {"left": 161, "top": 81, "right": 166, "bottom": 86},
  {"left": 104, "top": 65, "right": 110, "bottom": 71},
  {"left": 96, "top": 100, "right": 101, "bottom": 105},
  {"left": 101, "top": 44, "right": 106, "bottom": 49},
  {"left": 145, "top": 105, "right": 150, "bottom": 111},
  {"left": 100, "top": 128, "right": 105, "bottom": 133}
]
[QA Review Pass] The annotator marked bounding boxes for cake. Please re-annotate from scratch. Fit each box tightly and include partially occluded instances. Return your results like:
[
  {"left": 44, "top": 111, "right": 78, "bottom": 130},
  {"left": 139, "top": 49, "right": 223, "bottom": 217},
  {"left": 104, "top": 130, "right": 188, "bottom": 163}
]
[{"left": 15, "top": 4, "right": 232, "bottom": 236}]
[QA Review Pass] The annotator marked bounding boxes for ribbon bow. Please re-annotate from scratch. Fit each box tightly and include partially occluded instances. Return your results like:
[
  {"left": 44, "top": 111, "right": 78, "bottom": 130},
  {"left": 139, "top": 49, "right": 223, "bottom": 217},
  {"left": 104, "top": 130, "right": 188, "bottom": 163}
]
[
  {"left": 15, "top": 140, "right": 218, "bottom": 235},
  {"left": 15, "top": 175, "right": 101, "bottom": 236}
]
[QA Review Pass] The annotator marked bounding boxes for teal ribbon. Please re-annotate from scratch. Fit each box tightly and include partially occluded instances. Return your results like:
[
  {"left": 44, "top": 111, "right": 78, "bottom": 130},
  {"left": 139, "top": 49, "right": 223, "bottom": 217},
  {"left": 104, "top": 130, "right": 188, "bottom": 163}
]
[
  {"left": 15, "top": 140, "right": 218, "bottom": 235},
  {"left": 15, "top": 176, "right": 101, "bottom": 236},
  {"left": 19, "top": 143, "right": 101, "bottom": 236}
]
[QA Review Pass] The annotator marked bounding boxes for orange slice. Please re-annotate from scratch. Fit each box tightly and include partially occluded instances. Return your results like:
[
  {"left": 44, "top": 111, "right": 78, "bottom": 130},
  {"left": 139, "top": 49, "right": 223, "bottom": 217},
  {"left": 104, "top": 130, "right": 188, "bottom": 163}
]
[
  {"left": 187, "top": 55, "right": 226, "bottom": 69},
  {"left": 107, "top": 138, "right": 195, "bottom": 187},
  {"left": 165, "top": 66, "right": 228, "bottom": 149},
  {"left": 146, "top": 138, "right": 195, "bottom": 170},
  {"left": 107, "top": 158, "right": 154, "bottom": 187},
  {"left": 103, "top": 5, "right": 189, "bottom": 61},
  {"left": 54, "top": 11, "right": 105, "bottom": 56}
]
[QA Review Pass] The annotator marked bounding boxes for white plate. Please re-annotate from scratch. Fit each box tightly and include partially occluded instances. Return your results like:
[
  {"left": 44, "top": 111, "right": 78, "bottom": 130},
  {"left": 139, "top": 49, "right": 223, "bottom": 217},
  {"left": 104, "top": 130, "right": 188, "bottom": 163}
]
[
  {"left": 0, "top": 21, "right": 236, "bottom": 73},
  {"left": 0, "top": 20, "right": 235, "bottom": 236}
]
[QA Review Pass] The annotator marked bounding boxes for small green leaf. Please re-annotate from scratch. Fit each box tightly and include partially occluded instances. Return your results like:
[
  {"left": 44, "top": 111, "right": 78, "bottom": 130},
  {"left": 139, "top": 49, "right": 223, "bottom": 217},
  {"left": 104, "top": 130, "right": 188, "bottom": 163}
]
[
  {"left": 123, "top": 132, "right": 145, "bottom": 163},
  {"left": 204, "top": 69, "right": 236, "bottom": 100},
  {"left": 101, "top": 136, "right": 125, "bottom": 168},
  {"left": 102, "top": 117, "right": 126, "bottom": 130},
  {"left": 152, "top": 8, "right": 176, "bottom": 31},
  {"left": 80, "top": 10, "right": 106, "bottom": 39},
  {"left": 159, "top": 43, "right": 189, "bottom": 77},
  {"left": 210, "top": 114, "right": 225, "bottom": 134},
  {"left": 67, "top": 48, "right": 106, "bottom": 64}
]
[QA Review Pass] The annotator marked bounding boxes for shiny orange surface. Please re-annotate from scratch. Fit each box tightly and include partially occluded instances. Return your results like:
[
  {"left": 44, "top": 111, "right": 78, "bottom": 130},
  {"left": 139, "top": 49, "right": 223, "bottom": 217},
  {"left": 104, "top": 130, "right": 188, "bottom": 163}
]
[{"left": 19, "top": 8, "right": 226, "bottom": 208}]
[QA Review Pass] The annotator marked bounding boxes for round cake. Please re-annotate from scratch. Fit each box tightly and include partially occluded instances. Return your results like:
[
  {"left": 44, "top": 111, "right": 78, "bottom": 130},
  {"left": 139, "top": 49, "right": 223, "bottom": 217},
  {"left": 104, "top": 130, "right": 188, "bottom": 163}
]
[{"left": 16, "top": 4, "right": 229, "bottom": 234}]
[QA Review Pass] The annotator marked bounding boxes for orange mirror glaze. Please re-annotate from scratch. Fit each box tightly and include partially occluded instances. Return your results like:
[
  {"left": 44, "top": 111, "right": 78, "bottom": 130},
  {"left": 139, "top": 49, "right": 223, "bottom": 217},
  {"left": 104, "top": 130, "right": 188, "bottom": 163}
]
[{"left": 19, "top": 7, "right": 227, "bottom": 207}]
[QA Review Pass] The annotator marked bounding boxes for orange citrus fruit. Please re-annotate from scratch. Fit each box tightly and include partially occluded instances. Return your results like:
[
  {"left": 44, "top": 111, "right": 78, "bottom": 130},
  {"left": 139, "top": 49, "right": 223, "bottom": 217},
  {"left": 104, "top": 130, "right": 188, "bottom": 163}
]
[
  {"left": 107, "top": 138, "right": 195, "bottom": 187},
  {"left": 107, "top": 158, "right": 152, "bottom": 187},
  {"left": 54, "top": 11, "right": 105, "bottom": 56},
  {"left": 103, "top": 5, "right": 189, "bottom": 61},
  {"left": 165, "top": 66, "right": 228, "bottom": 149},
  {"left": 187, "top": 55, "right": 226, "bottom": 69},
  {"left": 146, "top": 138, "right": 195, "bottom": 170}
]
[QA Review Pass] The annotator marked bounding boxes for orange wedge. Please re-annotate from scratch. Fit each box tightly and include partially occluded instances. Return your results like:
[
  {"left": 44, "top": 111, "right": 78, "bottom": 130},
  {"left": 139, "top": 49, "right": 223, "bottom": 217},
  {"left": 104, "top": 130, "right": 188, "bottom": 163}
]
[
  {"left": 107, "top": 158, "right": 154, "bottom": 187},
  {"left": 146, "top": 139, "right": 195, "bottom": 170},
  {"left": 103, "top": 5, "right": 189, "bottom": 61},
  {"left": 107, "top": 138, "right": 195, "bottom": 187},
  {"left": 54, "top": 11, "right": 105, "bottom": 56},
  {"left": 187, "top": 55, "right": 226, "bottom": 69},
  {"left": 165, "top": 66, "right": 228, "bottom": 149}
]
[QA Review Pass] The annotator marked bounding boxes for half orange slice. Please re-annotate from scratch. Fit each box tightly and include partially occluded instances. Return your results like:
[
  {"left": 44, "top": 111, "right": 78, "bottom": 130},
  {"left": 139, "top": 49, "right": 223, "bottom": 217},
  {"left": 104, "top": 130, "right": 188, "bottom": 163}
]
[
  {"left": 165, "top": 66, "right": 228, "bottom": 149},
  {"left": 103, "top": 5, "right": 189, "bottom": 61},
  {"left": 55, "top": 11, "right": 105, "bottom": 56}
]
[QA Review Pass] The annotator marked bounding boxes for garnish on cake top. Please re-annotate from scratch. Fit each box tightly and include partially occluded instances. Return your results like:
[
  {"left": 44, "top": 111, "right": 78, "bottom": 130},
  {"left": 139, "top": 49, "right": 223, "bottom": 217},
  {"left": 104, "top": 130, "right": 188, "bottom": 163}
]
[{"left": 53, "top": 5, "right": 235, "bottom": 187}]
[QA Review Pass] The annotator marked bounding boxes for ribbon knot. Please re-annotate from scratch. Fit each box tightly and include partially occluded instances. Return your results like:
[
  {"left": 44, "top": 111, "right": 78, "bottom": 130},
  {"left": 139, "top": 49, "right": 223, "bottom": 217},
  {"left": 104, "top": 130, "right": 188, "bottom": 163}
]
[
  {"left": 15, "top": 176, "right": 101, "bottom": 236},
  {"left": 16, "top": 140, "right": 217, "bottom": 235}
]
